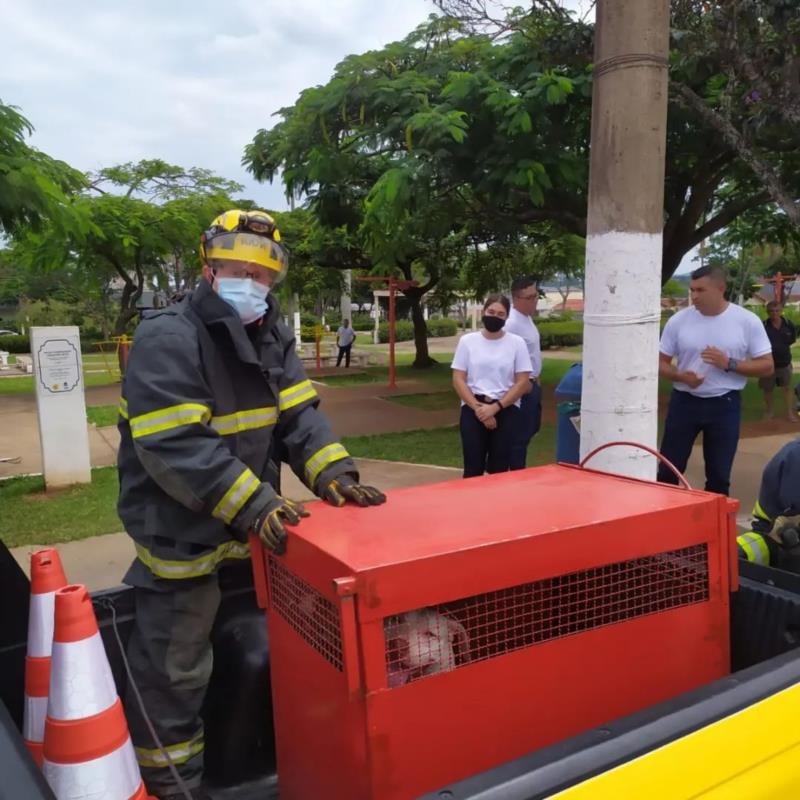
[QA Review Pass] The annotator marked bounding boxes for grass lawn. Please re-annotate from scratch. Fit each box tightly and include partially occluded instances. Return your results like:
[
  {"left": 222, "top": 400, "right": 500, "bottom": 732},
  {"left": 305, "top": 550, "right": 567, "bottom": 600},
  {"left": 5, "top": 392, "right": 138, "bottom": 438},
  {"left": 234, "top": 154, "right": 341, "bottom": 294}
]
[
  {"left": 0, "top": 467, "right": 122, "bottom": 549},
  {"left": 87, "top": 405, "right": 120, "bottom": 427},
  {"left": 343, "top": 422, "right": 557, "bottom": 470},
  {"left": 0, "top": 370, "right": 120, "bottom": 395}
]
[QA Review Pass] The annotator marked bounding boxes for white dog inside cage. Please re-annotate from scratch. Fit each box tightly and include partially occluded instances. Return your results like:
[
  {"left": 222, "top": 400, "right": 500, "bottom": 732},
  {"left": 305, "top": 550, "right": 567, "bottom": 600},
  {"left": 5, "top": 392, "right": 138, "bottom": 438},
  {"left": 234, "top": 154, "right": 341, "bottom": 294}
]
[{"left": 385, "top": 608, "right": 470, "bottom": 687}]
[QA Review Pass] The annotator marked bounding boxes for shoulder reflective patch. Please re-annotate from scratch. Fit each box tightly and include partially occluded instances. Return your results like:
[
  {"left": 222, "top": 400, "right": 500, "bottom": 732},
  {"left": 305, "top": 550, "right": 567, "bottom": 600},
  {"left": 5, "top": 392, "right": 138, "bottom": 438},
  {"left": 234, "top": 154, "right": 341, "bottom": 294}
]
[{"left": 754, "top": 499, "right": 772, "bottom": 522}]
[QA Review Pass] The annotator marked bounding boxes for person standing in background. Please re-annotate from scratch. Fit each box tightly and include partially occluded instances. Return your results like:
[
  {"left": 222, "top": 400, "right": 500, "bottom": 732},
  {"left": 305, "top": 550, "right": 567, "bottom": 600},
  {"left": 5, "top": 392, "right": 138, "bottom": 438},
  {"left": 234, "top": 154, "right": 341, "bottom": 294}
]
[
  {"left": 657, "top": 264, "right": 773, "bottom": 496},
  {"left": 505, "top": 277, "right": 542, "bottom": 469},
  {"left": 336, "top": 319, "right": 356, "bottom": 367},
  {"left": 452, "top": 294, "right": 532, "bottom": 478},
  {"left": 759, "top": 301, "right": 797, "bottom": 422}
]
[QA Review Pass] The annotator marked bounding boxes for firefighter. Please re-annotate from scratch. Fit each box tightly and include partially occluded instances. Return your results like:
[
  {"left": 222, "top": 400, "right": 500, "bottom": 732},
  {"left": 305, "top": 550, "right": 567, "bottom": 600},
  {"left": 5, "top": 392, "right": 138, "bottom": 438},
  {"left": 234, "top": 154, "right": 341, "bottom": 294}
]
[
  {"left": 737, "top": 439, "right": 800, "bottom": 573},
  {"left": 116, "top": 209, "right": 386, "bottom": 800}
]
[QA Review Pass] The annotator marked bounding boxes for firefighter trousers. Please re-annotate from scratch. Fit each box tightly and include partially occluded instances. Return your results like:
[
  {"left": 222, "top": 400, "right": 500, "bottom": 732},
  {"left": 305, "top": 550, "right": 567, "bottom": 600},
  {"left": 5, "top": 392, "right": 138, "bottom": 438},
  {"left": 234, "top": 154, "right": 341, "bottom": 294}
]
[{"left": 124, "top": 574, "right": 221, "bottom": 796}]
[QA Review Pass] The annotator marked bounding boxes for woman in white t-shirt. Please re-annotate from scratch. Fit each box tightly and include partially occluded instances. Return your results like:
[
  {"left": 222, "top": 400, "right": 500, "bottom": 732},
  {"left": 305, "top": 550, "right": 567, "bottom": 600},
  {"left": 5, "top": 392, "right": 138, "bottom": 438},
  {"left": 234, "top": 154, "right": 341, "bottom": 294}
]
[{"left": 451, "top": 294, "right": 533, "bottom": 478}]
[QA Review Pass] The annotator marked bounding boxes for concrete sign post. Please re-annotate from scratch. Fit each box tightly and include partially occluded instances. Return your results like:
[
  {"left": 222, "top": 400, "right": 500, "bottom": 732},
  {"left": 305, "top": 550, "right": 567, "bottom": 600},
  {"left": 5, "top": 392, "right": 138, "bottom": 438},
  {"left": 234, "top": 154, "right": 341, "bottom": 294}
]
[{"left": 31, "top": 326, "right": 91, "bottom": 489}]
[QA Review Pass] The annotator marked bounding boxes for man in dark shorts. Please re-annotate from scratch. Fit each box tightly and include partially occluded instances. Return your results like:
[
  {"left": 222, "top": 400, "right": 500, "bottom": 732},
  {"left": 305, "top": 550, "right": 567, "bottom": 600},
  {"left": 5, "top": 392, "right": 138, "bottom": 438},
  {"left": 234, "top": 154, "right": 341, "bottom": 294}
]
[{"left": 759, "top": 301, "right": 797, "bottom": 422}]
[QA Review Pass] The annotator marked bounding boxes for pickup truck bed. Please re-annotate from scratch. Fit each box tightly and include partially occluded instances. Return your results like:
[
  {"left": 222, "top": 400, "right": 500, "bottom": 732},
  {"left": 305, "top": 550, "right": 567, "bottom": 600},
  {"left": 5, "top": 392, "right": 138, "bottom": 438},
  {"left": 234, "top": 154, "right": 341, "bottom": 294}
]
[{"left": 2, "top": 542, "right": 800, "bottom": 800}]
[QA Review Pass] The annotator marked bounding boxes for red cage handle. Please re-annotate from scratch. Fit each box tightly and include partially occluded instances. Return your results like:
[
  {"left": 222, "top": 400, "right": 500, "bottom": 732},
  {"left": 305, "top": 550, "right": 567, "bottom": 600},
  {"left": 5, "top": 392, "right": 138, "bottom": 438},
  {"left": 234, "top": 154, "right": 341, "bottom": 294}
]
[{"left": 579, "top": 441, "right": 693, "bottom": 490}]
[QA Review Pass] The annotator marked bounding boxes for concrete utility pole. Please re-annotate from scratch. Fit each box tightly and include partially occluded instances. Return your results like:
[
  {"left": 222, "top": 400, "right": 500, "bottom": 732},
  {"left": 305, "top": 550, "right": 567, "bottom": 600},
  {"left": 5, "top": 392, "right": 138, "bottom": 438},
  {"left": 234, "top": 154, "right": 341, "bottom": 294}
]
[
  {"left": 579, "top": 0, "right": 671, "bottom": 479},
  {"left": 341, "top": 269, "right": 352, "bottom": 322}
]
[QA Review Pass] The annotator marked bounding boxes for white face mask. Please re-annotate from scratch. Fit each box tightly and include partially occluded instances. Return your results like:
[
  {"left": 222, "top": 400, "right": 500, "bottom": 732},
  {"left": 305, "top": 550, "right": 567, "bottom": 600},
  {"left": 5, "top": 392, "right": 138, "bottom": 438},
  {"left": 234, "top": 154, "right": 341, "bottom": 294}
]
[{"left": 215, "top": 277, "right": 269, "bottom": 324}]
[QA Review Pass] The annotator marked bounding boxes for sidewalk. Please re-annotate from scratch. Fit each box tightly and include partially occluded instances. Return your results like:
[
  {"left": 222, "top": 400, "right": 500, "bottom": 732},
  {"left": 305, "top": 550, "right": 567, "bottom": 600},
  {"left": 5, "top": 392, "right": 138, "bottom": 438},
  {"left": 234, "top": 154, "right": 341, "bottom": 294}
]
[
  {"left": 9, "top": 458, "right": 461, "bottom": 591},
  {"left": 682, "top": 433, "right": 794, "bottom": 528}
]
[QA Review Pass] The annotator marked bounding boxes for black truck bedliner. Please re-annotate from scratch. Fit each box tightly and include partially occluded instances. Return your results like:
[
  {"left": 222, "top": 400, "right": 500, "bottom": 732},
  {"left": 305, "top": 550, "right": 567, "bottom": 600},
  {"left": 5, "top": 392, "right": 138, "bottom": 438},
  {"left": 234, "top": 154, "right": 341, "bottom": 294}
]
[{"left": 3, "top": 544, "right": 800, "bottom": 800}]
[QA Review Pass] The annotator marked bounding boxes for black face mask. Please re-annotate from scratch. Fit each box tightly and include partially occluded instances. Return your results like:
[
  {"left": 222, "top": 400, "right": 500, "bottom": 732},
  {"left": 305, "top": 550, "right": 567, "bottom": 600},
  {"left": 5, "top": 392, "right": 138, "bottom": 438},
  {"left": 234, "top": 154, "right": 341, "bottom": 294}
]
[{"left": 482, "top": 315, "right": 505, "bottom": 333}]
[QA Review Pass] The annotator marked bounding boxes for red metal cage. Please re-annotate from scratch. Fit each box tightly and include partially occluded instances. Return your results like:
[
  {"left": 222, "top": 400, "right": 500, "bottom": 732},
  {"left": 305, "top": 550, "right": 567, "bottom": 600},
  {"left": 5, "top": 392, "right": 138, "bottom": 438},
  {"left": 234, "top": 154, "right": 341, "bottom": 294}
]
[{"left": 251, "top": 464, "right": 738, "bottom": 800}]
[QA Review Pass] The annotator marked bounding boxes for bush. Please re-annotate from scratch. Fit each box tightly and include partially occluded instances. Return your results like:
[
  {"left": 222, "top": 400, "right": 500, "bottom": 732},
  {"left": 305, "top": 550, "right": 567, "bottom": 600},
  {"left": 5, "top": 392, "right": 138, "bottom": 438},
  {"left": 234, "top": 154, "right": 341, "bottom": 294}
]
[
  {"left": 544, "top": 310, "right": 576, "bottom": 323},
  {"left": 426, "top": 318, "right": 458, "bottom": 337},
  {"left": 0, "top": 333, "right": 111, "bottom": 355},
  {"left": 0, "top": 334, "right": 29, "bottom": 353},
  {"left": 537, "top": 321, "right": 583, "bottom": 349},
  {"left": 352, "top": 318, "right": 374, "bottom": 332},
  {"left": 378, "top": 320, "right": 415, "bottom": 343}
]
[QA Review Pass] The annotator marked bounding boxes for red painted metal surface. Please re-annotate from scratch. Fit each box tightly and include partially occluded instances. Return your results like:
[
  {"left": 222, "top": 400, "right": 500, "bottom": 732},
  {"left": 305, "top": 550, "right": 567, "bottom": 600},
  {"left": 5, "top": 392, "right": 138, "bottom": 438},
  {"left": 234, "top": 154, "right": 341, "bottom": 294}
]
[{"left": 252, "top": 465, "right": 737, "bottom": 800}]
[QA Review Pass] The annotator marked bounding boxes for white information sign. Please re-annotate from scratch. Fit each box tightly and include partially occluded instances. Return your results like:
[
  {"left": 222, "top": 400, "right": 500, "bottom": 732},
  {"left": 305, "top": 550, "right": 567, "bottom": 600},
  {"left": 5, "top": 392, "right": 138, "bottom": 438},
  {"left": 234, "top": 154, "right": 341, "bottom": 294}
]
[{"left": 31, "top": 326, "right": 91, "bottom": 488}]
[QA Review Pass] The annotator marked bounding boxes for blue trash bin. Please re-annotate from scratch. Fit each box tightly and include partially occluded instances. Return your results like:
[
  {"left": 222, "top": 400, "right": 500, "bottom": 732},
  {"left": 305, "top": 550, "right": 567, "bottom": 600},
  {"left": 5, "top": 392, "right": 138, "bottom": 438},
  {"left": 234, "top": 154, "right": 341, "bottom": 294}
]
[{"left": 555, "top": 363, "right": 582, "bottom": 464}]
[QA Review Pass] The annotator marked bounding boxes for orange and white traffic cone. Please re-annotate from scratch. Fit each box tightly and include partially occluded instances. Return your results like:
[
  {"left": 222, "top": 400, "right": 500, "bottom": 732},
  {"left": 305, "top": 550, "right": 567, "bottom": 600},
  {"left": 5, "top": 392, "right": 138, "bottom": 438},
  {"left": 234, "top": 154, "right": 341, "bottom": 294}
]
[
  {"left": 42, "top": 584, "right": 155, "bottom": 800},
  {"left": 24, "top": 548, "right": 67, "bottom": 767}
]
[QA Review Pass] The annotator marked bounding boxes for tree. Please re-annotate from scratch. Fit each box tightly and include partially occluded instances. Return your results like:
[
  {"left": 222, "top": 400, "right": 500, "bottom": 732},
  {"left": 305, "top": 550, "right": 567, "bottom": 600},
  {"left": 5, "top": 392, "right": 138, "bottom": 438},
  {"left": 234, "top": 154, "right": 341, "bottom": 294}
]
[
  {"left": 13, "top": 160, "right": 241, "bottom": 334},
  {"left": 661, "top": 278, "right": 686, "bottom": 298},
  {"left": 428, "top": 2, "right": 798, "bottom": 282},
  {"left": 671, "top": 1, "right": 800, "bottom": 228},
  {"left": 703, "top": 210, "right": 800, "bottom": 303},
  {"left": 269, "top": 208, "right": 344, "bottom": 318},
  {"left": 244, "top": 14, "right": 591, "bottom": 365},
  {"left": 0, "top": 101, "right": 86, "bottom": 236}
]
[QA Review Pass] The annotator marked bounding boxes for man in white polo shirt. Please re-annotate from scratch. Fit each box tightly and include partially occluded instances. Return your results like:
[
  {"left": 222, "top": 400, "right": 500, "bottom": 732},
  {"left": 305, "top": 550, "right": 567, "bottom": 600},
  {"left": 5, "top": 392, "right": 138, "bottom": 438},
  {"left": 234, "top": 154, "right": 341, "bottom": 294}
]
[
  {"left": 505, "top": 277, "right": 543, "bottom": 469},
  {"left": 336, "top": 319, "right": 356, "bottom": 367},
  {"left": 658, "top": 264, "right": 773, "bottom": 495}
]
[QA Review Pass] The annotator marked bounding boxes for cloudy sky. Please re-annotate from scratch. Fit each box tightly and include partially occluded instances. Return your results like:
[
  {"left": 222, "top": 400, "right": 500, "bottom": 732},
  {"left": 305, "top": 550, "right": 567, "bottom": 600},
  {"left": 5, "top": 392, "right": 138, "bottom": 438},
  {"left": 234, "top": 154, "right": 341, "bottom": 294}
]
[
  {"left": 6, "top": 2, "right": 697, "bottom": 271},
  {"left": 2, "top": 1, "right": 594, "bottom": 206}
]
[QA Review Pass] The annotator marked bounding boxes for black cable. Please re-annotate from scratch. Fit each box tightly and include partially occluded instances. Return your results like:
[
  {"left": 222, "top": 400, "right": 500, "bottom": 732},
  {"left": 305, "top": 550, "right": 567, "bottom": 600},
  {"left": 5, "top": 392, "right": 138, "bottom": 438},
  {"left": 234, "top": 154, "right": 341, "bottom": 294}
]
[{"left": 93, "top": 597, "right": 195, "bottom": 800}]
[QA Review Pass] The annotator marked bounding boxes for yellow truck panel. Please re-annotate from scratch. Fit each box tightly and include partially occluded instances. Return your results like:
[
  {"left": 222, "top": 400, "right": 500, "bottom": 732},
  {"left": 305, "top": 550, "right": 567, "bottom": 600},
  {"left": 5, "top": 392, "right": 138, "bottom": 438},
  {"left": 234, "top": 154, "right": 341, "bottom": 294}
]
[{"left": 551, "top": 681, "right": 800, "bottom": 799}]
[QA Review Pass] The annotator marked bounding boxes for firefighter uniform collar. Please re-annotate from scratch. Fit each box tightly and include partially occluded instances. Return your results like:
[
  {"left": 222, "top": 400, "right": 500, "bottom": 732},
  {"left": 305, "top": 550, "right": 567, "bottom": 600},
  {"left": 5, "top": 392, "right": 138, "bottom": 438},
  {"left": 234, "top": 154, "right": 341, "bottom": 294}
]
[{"left": 189, "top": 279, "right": 280, "bottom": 366}]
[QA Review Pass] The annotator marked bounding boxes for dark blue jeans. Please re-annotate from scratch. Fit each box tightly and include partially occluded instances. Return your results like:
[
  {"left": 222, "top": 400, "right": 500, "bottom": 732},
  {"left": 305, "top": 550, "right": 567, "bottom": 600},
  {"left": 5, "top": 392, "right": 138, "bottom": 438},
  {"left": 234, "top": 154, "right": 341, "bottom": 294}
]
[
  {"left": 509, "top": 382, "right": 543, "bottom": 470},
  {"left": 460, "top": 404, "right": 521, "bottom": 478},
  {"left": 657, "top": 389, "right": 741, "bottom": 495},
  {"left": 336, "top": 344, "right": 352, "bottom": 367}
]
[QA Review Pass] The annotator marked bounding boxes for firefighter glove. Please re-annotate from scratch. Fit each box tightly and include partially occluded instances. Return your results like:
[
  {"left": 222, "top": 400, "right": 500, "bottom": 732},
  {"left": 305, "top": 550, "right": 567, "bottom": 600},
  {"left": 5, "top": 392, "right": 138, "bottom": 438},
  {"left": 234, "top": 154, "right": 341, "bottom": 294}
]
[
  {"left": 321, "top": 474, "right": 386, "bottom": 508},
  {"left": 253, "top": 496, "right": 310, "bottom": 554}
]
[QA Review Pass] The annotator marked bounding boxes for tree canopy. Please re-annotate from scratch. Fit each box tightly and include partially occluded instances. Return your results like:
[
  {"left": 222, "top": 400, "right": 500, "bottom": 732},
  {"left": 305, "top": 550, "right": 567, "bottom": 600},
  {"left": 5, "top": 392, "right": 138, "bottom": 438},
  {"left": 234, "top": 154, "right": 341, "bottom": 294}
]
[
  {"left": 12, "top": 160, "right": 242, "bottom": 335},
  {"left": 0, "top": 101, "right": 87, "bottom": 237},
  {"left": 246, "top": 2, "right": 800, "bottom": 330}
]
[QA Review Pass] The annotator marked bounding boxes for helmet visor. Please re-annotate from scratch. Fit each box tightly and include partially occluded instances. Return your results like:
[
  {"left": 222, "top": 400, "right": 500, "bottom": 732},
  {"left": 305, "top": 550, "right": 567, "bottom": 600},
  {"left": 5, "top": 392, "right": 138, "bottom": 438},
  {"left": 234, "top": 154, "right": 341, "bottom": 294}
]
[{"left": 204, "top": 231, "right": 289, "bottom": 283}]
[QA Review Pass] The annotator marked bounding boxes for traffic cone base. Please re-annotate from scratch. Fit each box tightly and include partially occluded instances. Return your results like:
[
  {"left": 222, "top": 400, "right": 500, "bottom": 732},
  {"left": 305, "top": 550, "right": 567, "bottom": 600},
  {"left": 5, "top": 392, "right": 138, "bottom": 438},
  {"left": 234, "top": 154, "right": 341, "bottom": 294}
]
[
  {"left": 43, "top": 584, "right": 154, "bottom": 800},
  {"left": 24, "top": 548, "right": 67, "bottom": 767},
  {"left": 43, "top": 736, "right": 146, "bottom": 800}
]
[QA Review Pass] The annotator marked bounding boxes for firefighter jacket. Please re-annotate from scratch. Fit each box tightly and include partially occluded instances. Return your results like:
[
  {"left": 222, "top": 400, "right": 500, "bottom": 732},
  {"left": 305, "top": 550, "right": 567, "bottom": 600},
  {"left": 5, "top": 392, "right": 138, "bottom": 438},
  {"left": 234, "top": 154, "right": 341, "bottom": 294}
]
[
  {"left": 737, "top": 440, "right": 800, "bottom": 568},
  {"left": 117, "top": 279, "right": 357, "bottom": 582}
]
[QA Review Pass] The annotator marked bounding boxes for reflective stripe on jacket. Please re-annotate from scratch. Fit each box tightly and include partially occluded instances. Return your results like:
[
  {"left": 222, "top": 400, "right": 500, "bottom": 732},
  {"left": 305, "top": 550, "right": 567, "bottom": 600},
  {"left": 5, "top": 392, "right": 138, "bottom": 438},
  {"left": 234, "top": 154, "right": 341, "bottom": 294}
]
[
  {"left": 117, "top": 280, "right": 356, "bottom": 579},
  {"left": 737, "top": 532, "right": 772, "bottom": 566}
]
